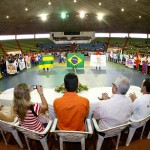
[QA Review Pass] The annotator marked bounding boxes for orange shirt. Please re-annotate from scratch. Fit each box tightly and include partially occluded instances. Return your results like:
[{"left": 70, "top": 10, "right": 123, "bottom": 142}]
[{"left": 54, "top": 92, "right": 89, "bottom": 131}]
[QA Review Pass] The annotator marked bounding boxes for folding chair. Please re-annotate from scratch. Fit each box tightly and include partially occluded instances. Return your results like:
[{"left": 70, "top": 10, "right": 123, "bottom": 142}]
[
  {"left": 0, "top": 119, "right": 23, "bottom": 148},
  {"left": 147, "top": 131, "right": 150, "bottom": 139},
  {"left": 50, "top": 118, "right": 93, "bottom": 150},
  {"left": 126, "top": 115, "right": 150, "bottom": 146},
  {"left": 92, "top": 118, "right": 130, "bottom": 150},
  {"left": 15, "top": 120, "right": 52, "bottom": 150}
]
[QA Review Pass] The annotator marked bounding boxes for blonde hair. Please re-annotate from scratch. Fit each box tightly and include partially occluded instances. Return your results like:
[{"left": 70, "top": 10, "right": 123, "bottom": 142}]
[{"left": 13, "top": 83, "right": 31, "bottom": 121}]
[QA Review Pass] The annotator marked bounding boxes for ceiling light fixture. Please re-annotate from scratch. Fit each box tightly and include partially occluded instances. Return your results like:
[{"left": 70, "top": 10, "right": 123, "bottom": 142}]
[
  {"left": 39, "top": 14, "right": 48, "bottom": 21},
  {"left": 139, "top": 16, "right": 141, "bottom": 19},
  {"left": 48, "top": 2, "right": 51, "bottom": 5},
  {"left": 74, "top": 0, "right": 77, "bottom": 3},
  {"left": 61, "top": 12, "right": 67, "bottom": 19},
  {"left": 79, "top": 11, "right": 86, "bottom": 19},
  {"left": 6, "top": 16, "right": 9, "bottom": 19},
  {"left": 97, "top": 13, "right": 104, "bottom": 21},
  {"left": 121, "top": 8, "right": 124, "bottom": 12},
  {"left": 25, "top": 8, "right": 28, "bottom": 11},
  {"left": 99, "top": 2, "right": 102, "bottom": 5}
]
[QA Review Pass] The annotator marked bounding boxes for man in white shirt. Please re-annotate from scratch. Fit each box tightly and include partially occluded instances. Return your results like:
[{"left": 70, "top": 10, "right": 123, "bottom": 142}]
[
  {"left": 93, "top": 76, "right": 133, "bottom": 129},
  {"left": 129, "top": 78, "right": 150, "bottom": 120}
]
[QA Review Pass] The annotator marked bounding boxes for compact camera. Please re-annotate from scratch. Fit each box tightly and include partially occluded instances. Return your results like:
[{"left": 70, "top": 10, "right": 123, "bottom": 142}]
[
  {"left": 98, "top": 97, "right": 103, "bottom": 100},
  {"left": 32, "top": 85, "right": 37, "bottom": 90}
]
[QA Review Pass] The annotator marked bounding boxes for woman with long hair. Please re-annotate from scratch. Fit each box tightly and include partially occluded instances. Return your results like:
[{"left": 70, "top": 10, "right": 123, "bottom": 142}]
[{"left": 13, "top": 83, "right": 48, "bottom": 132}]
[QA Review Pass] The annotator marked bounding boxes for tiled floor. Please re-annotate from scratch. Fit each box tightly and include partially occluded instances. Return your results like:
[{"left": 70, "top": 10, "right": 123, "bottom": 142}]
[{"left": 0, "top": 58, "right": 149, "bottom": 92}]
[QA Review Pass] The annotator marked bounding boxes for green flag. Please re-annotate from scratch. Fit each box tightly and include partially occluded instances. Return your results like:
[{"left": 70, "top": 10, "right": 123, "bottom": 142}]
[
  {"left": 39, "top": 55, "right": 54, "bottom": 69},
  {"left": 67, "top": 53, "right": 84, "bottom": 68}
]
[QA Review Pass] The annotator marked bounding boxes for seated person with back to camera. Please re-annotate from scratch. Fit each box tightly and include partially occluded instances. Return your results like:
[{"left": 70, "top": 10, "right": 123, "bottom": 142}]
[
  {"left": 93, "top": 76, "right": 133, "bottom": 129},
  {"left": 129, "top": 78, "right": 150, "bottom": 120},
  {"left": 54, "top": 73, "right": 89, "bottom": 131},
  {"left": 13, "top": 83, "right": 49, "bottom": 132}
]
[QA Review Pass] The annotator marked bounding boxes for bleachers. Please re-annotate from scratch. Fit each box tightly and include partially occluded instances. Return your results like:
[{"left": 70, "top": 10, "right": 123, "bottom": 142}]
[
  {"left": 0, "top": 39, "right": 54, "bottom": 55},
  {"left": 0, "top": 37, "right": 150, "bottom": 56},
  {"left": 109, "top": 38, "right": 126, "bottom": 47},
  {"left": 125, "top": 38, "right": 150, "bottom": 54},
  {"left": 0, "top": 40, "right": 19, "bottom": 55}
]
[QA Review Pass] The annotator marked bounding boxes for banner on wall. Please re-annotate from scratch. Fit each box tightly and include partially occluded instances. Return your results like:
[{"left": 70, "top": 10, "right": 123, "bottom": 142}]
[
  {"left": 67, "top": 53, "right": 84, "bottom": 68},
  {"left": 90, "top": 55, "right": 106, "bottom": 67},
  {"left": 6, "top": 60, "right": 17, "bottom": 74},
  {"left": 39, "top": 55, "right": 54, "bottom": 69}
]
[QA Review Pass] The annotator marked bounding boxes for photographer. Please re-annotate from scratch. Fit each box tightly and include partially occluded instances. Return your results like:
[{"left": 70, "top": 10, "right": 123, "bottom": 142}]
[{"left": 13, "top": 83, "right": 48, "bottom": 132}]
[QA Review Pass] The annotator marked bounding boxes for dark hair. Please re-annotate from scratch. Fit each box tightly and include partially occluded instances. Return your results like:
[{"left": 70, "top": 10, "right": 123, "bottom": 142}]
[
  {"left": 143, "top": 78, "right": 150, "bottom": 92},
  {"left": 64, "top": 73, "right": 78, "bottom": 92}
]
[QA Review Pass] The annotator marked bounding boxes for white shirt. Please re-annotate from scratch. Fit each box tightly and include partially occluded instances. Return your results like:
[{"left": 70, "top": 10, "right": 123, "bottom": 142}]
[
  {"left": 131, "top": 94, "right": 150, "bottom": 120},
  {"left": 93, "top": 94, "right": 133, "bottom": 129},
  {"left": 140, "top": 57, "right": 146, "bottom": 65},
  {"left": 148, "top": 57, "right": 150, "bottom": 66}
]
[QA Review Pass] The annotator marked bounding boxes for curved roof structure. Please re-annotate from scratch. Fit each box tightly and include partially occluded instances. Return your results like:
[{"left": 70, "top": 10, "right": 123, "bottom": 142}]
[{"left": 0, "top": 0, "right": 150, "bottom": 34}]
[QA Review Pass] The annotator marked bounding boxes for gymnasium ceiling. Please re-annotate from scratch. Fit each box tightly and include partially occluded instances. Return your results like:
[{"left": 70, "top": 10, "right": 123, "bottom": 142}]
[{"left": 0, "top": 0, "right": 150, "bottom": 35}]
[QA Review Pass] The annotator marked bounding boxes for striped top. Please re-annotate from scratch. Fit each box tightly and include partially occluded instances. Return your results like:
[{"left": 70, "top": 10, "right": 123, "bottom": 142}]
[{"left": 18, "top": 103, "right": 45, "bottom": 132}]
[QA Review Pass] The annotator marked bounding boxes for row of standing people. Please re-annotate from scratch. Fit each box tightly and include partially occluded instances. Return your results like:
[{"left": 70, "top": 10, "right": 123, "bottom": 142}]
[{"left": 107, "top": 51, "right": 150, "bottom": 74}]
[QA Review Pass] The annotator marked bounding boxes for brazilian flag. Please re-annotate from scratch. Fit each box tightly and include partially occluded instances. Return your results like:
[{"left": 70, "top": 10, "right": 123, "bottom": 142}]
[
  {"left": 67, "top": 53, "right": 84, "bottom": 68},
  {"left": 39, "top": 55, "right": 54, "bottom": 69}
]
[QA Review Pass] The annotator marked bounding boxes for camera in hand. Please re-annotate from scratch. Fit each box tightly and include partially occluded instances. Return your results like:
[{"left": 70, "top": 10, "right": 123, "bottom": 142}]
[
  {"left": 98, "top": 97, "right": 103, "bottom": 100},
  {"left": 32, "top": 85, "right": 37, "bottom": 90}
]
